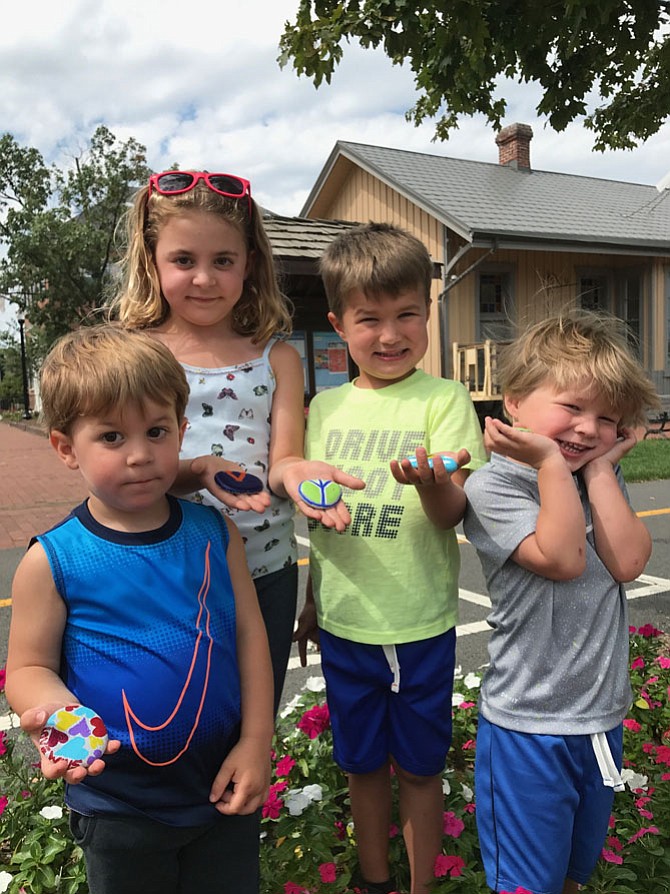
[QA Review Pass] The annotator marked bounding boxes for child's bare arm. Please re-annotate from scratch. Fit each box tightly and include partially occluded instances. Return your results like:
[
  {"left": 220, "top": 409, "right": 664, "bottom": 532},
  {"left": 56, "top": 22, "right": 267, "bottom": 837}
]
[
  {"left": 5, "top": 545, "right": 120, "bottom": 782},
  {"left": 582, "top": 428, "right": 651, "bottom": 581},
  {"left": 209, "top": 519, "right": 273, "bottom": 815},
  {"left": 485, "top": 418, "right": 587, "bottom": 580},
  {"left": 390, "top": 446, "right": 470, "bottom": 529}
]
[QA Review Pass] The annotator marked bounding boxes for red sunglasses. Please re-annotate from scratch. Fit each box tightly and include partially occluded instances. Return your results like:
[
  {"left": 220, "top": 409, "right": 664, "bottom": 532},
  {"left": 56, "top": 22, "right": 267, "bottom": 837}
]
[{"left": 148, "top": 171, "right": 252, "bottom": 216}]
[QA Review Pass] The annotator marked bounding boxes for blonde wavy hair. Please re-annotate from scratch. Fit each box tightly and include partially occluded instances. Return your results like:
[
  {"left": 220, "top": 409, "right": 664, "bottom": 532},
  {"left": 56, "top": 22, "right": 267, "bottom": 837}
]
[
  {"left": 110, "top": 176, "right": 292, "bottom": 343},
  {"left": 498, "top": 309, "right": 660, "bottom": 428},
  {"left": 40, "top": 324, "right": 190, "bottom": 435}
]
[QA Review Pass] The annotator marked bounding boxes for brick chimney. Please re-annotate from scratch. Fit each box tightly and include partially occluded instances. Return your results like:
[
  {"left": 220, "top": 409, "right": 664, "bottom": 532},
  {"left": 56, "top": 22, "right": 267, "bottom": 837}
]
[{"left": 495, "top": 123, "right": 533, "bottom": 170}]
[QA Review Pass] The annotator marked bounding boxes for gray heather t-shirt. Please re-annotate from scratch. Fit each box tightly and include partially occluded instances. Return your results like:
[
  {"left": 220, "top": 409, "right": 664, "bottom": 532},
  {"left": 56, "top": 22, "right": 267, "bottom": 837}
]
[{"left": 463, "top": 453, "right": 632, "bottom": 735}]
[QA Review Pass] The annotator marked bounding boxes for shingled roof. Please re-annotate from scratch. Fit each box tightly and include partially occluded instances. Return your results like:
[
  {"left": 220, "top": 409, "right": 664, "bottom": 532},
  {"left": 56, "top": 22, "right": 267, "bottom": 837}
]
[
  {"left": 302, "top": 140, "right": 670, "bottom": 254},
  {"left": 262, "top": 212, "right": 357, "bottom": 270}
]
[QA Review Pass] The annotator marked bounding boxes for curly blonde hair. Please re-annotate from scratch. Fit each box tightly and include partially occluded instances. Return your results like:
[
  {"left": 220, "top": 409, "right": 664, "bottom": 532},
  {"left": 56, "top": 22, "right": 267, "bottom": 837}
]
[{"left": 110, "top": 176, "right": 292, "bottom": 343}]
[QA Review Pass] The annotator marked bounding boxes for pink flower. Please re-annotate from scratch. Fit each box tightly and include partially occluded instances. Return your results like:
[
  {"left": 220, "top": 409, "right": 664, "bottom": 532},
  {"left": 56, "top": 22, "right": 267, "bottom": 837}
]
[
  {"left": 655, "top": 745, "right": 670, "bottom": 766},
  {"left": 601, "top": 848, "right": 623, "bottom": 864},
  {"left": 623, "top": 719, "right": 642, "bottom": 732},
  {"left": 0, "top": 666, "right": 5, "bottom": 690},
  {"left": 318, "top": 862, "right": 337, "bottom": 883},
  {"left": 631, "top": 657, "right": 645, "bottom": 670},
  {"left": 500, "top": 889, "right": 533, "bottom": 894},
  {"left": 296, "top": 703, "right": 330, "bottom": 739},
  {"left": 463, "top": 802, "right": 476, "bottom": 813},
  {"left": 334, "top": 820, "right": 346, "bottom": 840},
  {"left": 642, "top": 742, "right": 655, "bottom": 754},
  {"left": 443, "top": 811, "right": 465, "bottom": 838},
  {"left": 0, "top": 795, "right": 8, "bottom": 817},
  {"left": 275, "top": 755, "right": 296, "bottom": 777},
  {"left": 388, "top": 823, "right": 400, "bottom": 838},
  {"left": 462, "top": 739, "right": 476, "bottom": 750},
  {"left": 662, "top": 772, "right": 670, "bottom": 782},
  {"left": 637, "top": 624, "right": 662, "bottom": 637},
  {"left": 459, "top": 701, "right": 476, "bottom": 709},
  {"left": 605, "top": 836, "right": 622, "bottom": 851},
  {"left": 434, "top": 854, "right": 465, "bottom": 878},
  {"left": 262, "top": 782, "right": 287, "bottom": 819},
  {"left": 283, "top": 883, "right": 306, "bottom": 894},
  {"left": 628, "top": 825, "right": 659, "bottom": 844}
]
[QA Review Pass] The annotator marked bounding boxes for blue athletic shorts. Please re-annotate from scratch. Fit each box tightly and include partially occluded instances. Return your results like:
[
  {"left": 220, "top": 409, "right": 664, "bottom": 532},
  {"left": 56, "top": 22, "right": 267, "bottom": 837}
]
[
  {"left": 475, "top": 716, "right": 623, "bottom": 894},
  {"left": 319, "top": 628, "right": 456, "bottom": 776}
]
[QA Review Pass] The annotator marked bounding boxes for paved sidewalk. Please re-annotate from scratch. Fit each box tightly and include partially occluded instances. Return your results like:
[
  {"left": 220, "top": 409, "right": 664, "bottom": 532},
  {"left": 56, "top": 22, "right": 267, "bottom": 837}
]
[{"left": 0, "top": 422, "right": 88, "bottom": 549}]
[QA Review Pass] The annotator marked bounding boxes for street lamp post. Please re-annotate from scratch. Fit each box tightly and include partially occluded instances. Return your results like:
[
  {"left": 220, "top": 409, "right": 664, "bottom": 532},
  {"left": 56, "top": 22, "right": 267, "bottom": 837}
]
[{"left": 17, "top": 317, "right": 32, "bottom": 420}]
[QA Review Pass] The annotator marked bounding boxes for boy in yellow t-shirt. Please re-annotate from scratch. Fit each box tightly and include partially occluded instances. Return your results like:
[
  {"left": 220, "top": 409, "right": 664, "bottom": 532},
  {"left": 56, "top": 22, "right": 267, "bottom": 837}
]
[{"left": 294, "top": 223, "right": 487, "bottom": 894}]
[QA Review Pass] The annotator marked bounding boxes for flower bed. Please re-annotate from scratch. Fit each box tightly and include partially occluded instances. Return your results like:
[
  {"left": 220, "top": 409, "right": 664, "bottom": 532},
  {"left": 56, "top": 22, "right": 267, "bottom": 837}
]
[{"left": 1, "top": 626, "right": 669, "bottom": 893}]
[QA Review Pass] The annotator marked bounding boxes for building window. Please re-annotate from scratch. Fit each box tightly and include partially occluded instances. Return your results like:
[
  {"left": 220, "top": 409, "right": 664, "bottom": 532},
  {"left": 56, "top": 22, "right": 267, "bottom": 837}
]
[
  {"left": 579, "top": 275, "right": 609, "bottom": 311},
  {"left": 477, "top": 271, "right": 514, "bottom": 341}
]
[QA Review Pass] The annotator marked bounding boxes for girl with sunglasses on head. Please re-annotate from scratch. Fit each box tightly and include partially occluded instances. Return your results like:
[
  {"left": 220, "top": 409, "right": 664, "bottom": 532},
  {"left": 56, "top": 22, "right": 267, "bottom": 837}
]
[{"left": 112, "top": 171, "right": 363, "bottom": 716}]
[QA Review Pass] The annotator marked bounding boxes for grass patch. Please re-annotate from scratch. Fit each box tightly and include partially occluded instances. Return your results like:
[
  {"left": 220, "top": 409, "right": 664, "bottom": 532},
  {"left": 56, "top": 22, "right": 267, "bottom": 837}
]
[{"left": 620, "top": 437, "right": 670, "bottom": 482}]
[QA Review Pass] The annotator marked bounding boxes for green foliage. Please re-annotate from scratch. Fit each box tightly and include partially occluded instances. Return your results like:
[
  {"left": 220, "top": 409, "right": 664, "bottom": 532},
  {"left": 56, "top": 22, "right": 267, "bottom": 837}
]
[
  {"left": 279, "top": 1, "right": 670, "bottom": 150},
  {"left": 2, "top": 628, "right": 669, "bottom": 893},
  {"left": 0, "top": 126, "right": 151, "bottom": 353}
]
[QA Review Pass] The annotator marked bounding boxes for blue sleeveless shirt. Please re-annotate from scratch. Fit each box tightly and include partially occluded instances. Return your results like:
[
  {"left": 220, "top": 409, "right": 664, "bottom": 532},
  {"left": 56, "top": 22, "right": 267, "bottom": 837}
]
[{"left": 36, "top": 496, "right": 241, "bottom": 826}]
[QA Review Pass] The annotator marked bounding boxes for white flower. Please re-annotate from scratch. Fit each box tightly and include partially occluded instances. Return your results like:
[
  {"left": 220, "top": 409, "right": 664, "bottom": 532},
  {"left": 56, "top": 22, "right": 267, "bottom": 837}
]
[
  {"left": 0, "top": 713, "right": 20, "bottom": 731},
  {"left": 0, "top": 871, "right": 13, "bottom": 893},
  {"left": 285, "top": 789, "right": 311, "bottom": 816},
  {"left": 453, "top": 664, "right": 463, "bottom": 680},
  {"left": 279, "top": 694, "right": 302, "bottom": 719},
  {"left": 442, "top": 777, "right": 451, "bottom": 795},
  {"left": 302, "top": 783, "right": 323, "bottom": 802},
  {"left": 463, "top": 672, "right": 481, "bottom": 689},
  {"left": 303, "top": 675, "right": 327, "bottom": 692},
  {"left": 461, "top": 783, "right": 474, "bottom": 802},
  {"left": 451, "top": 692, "right": 464, "bottom": 707},
  {"left": 621, "top": 768, "right": 648, "bottom": 791},
  {"left": 39, "top": 805, "right": 64, "bottom": 820}
]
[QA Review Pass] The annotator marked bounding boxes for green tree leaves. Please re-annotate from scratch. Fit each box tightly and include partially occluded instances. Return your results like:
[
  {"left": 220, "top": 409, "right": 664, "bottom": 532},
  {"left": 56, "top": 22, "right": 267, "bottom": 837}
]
[{"left": 279, "top": 1, "right": 670, "bottom": 150}]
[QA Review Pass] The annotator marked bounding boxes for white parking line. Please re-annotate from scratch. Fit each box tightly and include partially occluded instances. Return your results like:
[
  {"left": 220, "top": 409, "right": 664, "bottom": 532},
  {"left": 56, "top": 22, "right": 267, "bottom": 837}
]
[{"left": 626, "top": 573, "right": 670, "bottom": 599}]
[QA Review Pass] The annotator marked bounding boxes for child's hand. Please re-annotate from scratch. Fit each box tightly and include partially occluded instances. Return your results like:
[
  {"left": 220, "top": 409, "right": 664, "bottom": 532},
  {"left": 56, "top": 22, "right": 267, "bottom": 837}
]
[
  {"left": 190, "top": 455, "right": 272, "bottom": 513},
  {"left": 484, "top": 417, "right": 562, "bottom": 469},
  {"left": 390, "top": 446, "right": 470, "bottom": 486},
  {"left": 209, "top": 738, "right": 271, "bottom": 815},
  {"left": 293, "top": 601, "right": 320, "bottom": 668},
  {"left": 583, "top": 427, "right": 638, "bottom": 473},
  {"left": 20, "top": 704, "right": 121, "bottom": 785},
  {"left": 282, "top": 461, "right": 365, "bottom": 532}
]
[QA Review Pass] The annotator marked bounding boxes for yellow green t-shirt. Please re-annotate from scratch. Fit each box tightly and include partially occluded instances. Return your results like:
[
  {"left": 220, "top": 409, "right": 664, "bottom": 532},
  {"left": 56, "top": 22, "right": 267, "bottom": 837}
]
[{"left": 306, "top": 370, "right": 487, "bottom": 644}]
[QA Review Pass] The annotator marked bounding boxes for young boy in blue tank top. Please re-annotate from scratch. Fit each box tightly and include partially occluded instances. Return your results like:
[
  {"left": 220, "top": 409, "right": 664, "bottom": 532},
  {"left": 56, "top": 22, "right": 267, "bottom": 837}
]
[
  {"left": 463, "top": 311, "right": 660, "bottom": 894},
  {"left": 294, "top": 223, "right": 487, "bottom": 894},
  {"left": 5, "top": 324, "right": 273, "bottom": 894}
]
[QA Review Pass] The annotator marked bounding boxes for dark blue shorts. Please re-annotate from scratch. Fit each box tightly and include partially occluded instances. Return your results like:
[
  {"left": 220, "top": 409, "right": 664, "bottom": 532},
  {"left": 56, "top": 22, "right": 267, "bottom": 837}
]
[
  {"left": 319, "top": 628, "right": 456, "bottom": 776},
  {"left": 475, "top": 716, "right": 623, "bottom": 894}
]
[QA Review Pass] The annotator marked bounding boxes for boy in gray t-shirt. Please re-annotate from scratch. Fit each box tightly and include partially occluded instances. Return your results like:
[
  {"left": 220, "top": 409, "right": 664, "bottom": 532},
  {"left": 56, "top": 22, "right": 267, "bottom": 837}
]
[{"left": 463, "top": 310, "right": 660, "bottom": 894}]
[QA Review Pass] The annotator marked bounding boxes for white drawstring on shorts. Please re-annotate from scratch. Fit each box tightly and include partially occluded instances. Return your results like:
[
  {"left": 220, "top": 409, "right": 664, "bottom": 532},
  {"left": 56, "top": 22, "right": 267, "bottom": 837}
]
[
  {"left": 590, "top": 732, "right": 625, "bottom": 791},
  {"left": 382, "top": 645, "right": 401, "bottom": 693}
]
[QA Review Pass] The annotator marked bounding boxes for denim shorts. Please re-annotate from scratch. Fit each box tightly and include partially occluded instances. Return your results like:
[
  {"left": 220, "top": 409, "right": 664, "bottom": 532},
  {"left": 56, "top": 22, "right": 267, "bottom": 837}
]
[
  {"left": 319, "top": 627, "right": 456, "bottom": 776},
  {"left": 475, "top": 716, "right": 623, "bottom": 894}
]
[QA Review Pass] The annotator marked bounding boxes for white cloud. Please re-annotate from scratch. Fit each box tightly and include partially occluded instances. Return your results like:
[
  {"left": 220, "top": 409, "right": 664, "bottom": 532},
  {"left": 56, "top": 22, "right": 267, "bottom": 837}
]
[{"left": 1, "top": 0, "right": 669, "bottom": 218}]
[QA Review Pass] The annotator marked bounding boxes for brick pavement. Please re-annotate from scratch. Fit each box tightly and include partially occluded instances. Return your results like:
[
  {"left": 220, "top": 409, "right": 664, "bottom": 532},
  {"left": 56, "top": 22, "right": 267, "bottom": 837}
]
[{"left": 0, "top": 422, "right": 88, "bottom": 549}]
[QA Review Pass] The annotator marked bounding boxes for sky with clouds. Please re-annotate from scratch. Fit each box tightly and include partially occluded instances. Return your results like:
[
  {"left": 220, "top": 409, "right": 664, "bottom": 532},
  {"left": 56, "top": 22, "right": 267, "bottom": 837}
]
[{"left": 2, "top": 0, "right": 670, "bottom": 220}]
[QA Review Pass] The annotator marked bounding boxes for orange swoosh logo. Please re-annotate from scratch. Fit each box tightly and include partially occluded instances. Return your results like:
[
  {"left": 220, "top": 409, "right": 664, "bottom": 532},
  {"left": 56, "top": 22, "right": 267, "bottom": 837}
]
[{"left": 122, "top": 541, "right": 214, "bottom": 766}]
